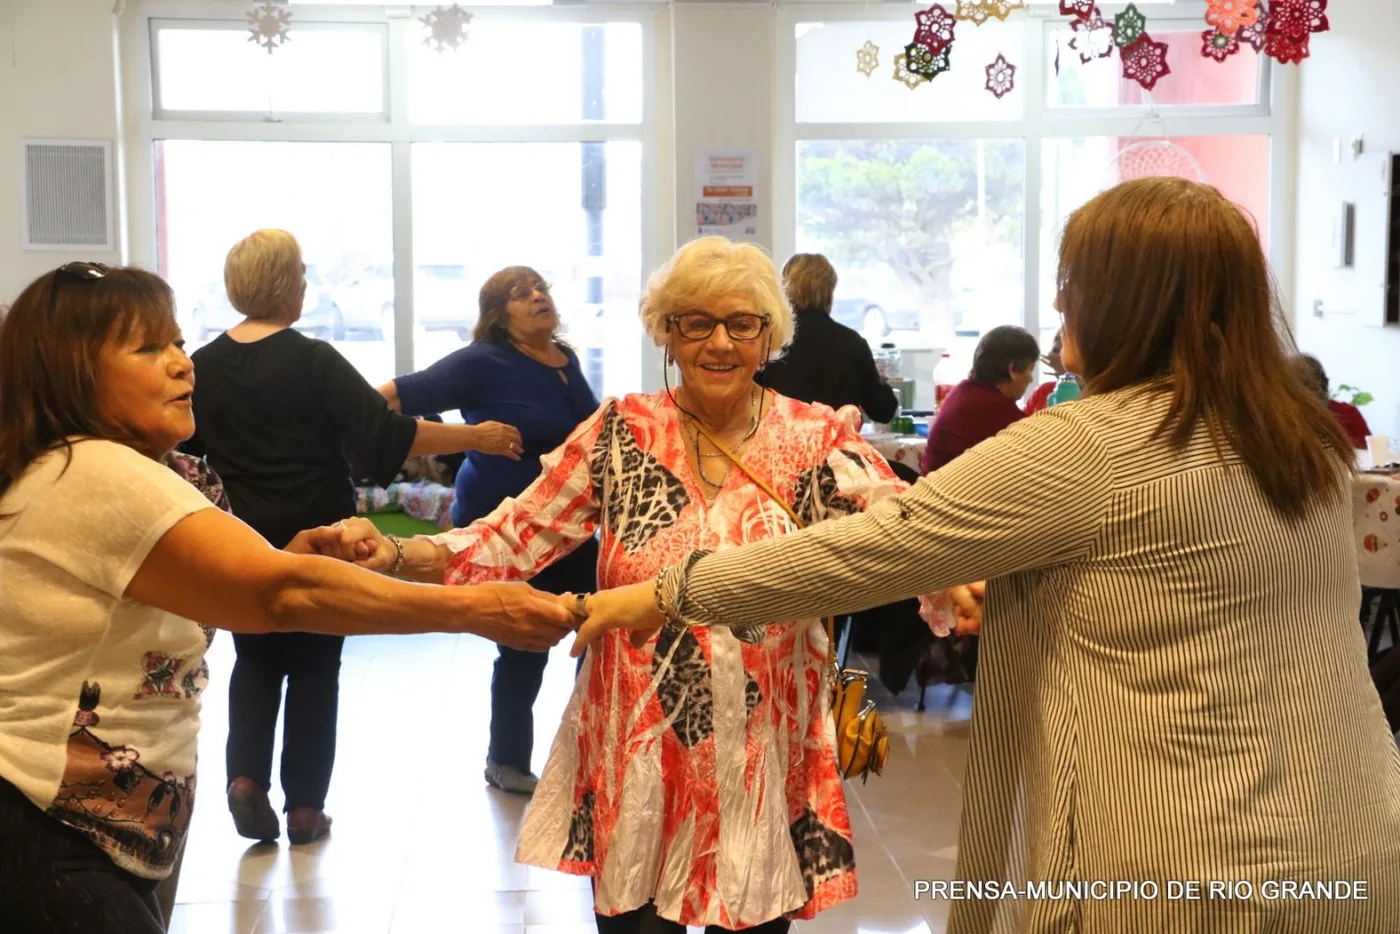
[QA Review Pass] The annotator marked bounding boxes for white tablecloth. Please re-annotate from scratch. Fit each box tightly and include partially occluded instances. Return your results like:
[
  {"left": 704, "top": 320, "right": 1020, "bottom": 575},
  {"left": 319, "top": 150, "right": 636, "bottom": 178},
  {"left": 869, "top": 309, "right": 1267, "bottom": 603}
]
[
  {"left": 865, "top": 433, "right": 926, "bottom": 471},
  {"left": 1355, "top": 471, "right": 1400, "bottom": 590}
]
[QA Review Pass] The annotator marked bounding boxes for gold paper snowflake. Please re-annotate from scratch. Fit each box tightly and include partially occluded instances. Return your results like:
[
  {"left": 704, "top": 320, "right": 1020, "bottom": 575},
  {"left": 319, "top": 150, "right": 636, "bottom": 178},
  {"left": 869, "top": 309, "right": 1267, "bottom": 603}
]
[
  {"left": 247, "top": 3, "right": 291, "bottom": 55},
  {"left": 421, "top": 4, "right": 473, "bottom": 54},
  {"left": 892, "top": 53, "right": 928, "bottom": 90},
  {"left": 856, "top": 40, "right": 880, "bottom": 76},
  {"left": 955, "top": 0, "right": 1026, "bottom": 24}
]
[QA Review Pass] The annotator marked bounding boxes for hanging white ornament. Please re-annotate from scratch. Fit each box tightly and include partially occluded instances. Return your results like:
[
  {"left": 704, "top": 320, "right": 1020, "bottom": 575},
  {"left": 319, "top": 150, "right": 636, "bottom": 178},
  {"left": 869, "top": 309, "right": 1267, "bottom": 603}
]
[
  {"left": 421, "top": 4, "right": 474, "bottom": 53},
  {"left": 247, "top": 3, "right": 292, "bottom": 55}
]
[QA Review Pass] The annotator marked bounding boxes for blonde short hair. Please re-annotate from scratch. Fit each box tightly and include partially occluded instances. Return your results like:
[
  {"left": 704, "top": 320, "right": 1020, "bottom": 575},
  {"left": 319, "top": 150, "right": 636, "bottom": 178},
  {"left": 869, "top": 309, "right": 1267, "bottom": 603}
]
[
  {"left": 782, "top": 253, "right": 838, "bottom": 314},
  {"left": 639, "top": 237, "right": 794, "bottom": 359},
  {"left": 224, "top": 229, "right": 304, "bottom": 319}
]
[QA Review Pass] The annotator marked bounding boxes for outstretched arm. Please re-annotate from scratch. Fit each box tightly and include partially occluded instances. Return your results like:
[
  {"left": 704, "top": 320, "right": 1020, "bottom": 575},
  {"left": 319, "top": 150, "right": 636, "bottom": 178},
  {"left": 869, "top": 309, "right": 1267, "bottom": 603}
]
[{"left": 127, "top": 510, "right": 575, "bottom": 651}]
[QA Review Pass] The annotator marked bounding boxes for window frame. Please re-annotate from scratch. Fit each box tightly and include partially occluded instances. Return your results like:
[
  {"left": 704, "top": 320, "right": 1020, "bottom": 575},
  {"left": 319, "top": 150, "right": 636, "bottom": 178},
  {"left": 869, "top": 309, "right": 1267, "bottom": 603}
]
[
  {"left": 125, "top": 1, "right": 666, "bottom": 383},
  {"left": 775, "top": 1, "right": 1298, "bottom": 343}
]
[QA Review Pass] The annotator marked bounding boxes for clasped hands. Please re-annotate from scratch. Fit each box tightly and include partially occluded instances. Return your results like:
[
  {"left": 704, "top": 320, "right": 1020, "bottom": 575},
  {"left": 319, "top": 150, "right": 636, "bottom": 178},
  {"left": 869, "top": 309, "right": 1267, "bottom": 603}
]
[{"left": 293, "top": 518, "right": 984, "bottom": 656}]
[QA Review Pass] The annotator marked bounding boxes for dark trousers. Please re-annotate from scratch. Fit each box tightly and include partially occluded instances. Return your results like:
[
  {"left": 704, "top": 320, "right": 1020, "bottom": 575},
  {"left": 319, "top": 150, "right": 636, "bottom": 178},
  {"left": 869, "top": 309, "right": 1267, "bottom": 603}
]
[
  {"left": 226, "top": 631, "right": 344, "bottom": 811},
  {"left": 1373, "top": 646, "right": 1400, "bottom": 732},
  {"left": 488, "top": 539, "right": 599, "bottom": 771},
  {"left": 0, "top": 778, "right": 165, "bottom": 934},
  {"left": 594, "top": 901, "right": 790, "bottom": 933}
]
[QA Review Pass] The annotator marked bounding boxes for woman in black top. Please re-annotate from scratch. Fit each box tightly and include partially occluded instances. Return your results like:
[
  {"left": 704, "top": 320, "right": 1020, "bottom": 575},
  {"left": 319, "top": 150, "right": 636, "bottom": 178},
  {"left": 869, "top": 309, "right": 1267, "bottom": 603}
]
[
  {"left": 759, "top": 253, "right": 898, "bottom": 424},
  {"left": 186, "top": 229, "right": 522, "bottom": 845}
]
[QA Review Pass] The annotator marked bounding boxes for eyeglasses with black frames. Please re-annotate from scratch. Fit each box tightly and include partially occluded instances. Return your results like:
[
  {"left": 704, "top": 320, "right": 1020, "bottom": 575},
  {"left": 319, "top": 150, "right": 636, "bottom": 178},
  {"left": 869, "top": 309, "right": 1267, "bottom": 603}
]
[{"left": 668, "top": 312, "right": 770, "bottom": 342}]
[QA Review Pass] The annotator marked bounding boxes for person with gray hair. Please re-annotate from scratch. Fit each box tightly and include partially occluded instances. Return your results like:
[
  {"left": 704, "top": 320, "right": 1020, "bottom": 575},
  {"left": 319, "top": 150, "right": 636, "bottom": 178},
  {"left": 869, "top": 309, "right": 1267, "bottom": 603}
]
[
  {"left": 186, "top": 229, "right": 524, "bottom": 846},
  {"left": 313, "top": 236, "right": 933, "bottom": 932},
  {"left": 919, "top": 324, "right": 1040, "bottom": 474}
]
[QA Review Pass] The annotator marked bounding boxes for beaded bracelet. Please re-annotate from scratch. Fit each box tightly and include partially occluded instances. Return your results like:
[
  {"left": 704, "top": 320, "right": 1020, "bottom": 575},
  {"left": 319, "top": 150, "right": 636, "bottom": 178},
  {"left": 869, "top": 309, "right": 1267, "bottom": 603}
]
[{"left": 385, "top": 533, "right": 406, "bottom": 577}]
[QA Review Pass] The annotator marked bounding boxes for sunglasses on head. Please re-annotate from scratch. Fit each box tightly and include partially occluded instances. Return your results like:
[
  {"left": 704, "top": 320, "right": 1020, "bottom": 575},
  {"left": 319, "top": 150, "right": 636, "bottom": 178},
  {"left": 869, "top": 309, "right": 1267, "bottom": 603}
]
[{"left": 49, "top": 261, "right": 111, "bottom": 312}]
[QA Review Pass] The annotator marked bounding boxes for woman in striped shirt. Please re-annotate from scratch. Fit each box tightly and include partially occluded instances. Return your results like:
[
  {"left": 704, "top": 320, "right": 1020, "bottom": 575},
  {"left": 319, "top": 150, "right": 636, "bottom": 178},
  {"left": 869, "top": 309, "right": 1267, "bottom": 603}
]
[{"left": 572, "top": 177, "right": 1400, "bottom": 933}]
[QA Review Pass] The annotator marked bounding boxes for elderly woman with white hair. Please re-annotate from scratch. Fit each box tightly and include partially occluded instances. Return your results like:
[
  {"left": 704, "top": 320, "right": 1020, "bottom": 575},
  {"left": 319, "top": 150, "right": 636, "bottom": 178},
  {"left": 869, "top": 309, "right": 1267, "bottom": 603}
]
[{"left": 318, "top": 236, "right": 908, "bottom": 932}]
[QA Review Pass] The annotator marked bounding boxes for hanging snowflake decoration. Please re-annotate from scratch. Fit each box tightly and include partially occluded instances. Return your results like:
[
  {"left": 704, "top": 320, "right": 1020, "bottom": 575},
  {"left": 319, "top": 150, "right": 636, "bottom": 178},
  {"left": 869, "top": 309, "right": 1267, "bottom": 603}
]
[
  {"left": 856, "top": 40, "right": 881, "bottom": 76},
  {"left": 955, "top": 0, "right": 1025, "bottom": 23},
  {"left": 1202, "top": 28, "right": 1242, "bottom": 62},
  {"left": 892, "top": 52, "right": 929, "bottom": 89},
  {"left": 247, "top": 3, "right": 291, "bottom": 55},
  {"left": 1267, "top": 0, "right": 1327, "bottom": 40},
  {"left": 1120, "top": 34, "right": 1171, "bottom": 91},
  {"left": 1265, "top": 29, "right": 1310, "bottom": 64},
  {"left": 1114, "top": 4, "right": 1148, "bottom": 48},
  {"left": 985, "top": 54, "right": 1017, "bottom": 98},
  {"left": 913, "top": 4, "right": 957, "bottom": 51},
  {"left": 905, "top": 41, "right": 953, "bottom": 80},
  {"left": 1205, "top": 0, "right": 1260, "bottom": 37},
  {"left": 1059, "top": 0, "right": 1096, "bottom": 22},
  {"left": 1238, "top": 5, "right": 1269, "bottom": 51},
  {"left": 1070, "top": 12, "right": 1116, "bottom": 63},
  {"left": 421, "top": 4, "right": 473, "bottom": 54}
]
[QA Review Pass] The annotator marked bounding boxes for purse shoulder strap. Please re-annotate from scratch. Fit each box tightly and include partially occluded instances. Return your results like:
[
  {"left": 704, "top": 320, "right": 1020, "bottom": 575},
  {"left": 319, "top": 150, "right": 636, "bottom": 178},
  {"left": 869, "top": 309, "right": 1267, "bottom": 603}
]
[{"left": 687, "top": 416, "right": 838, "bottom": 662}]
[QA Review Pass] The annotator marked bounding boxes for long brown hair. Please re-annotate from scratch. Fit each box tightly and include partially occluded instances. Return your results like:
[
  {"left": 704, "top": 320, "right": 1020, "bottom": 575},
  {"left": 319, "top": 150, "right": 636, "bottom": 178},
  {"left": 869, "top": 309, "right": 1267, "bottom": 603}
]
[
  {"left": 0, "top": 266, "right": 179, "bottom": 500},
  {"left": 472, "top": 265, "right": 549, "bottom": 344},
  {"left": 1057, "top": 177, "right": 1352, "bottom": 519}
]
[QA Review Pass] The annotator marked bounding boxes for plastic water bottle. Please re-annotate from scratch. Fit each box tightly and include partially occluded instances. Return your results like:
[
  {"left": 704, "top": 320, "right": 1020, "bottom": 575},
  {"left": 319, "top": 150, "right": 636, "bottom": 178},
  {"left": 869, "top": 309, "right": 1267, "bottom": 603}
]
[{"left": 1047, "top": 373, "right": 1081, "bottom": 407}]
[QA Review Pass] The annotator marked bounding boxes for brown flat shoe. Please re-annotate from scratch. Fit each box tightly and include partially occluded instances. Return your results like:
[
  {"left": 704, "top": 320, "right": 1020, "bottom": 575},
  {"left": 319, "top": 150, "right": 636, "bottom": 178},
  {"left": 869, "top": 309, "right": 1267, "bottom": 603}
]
[
  {"left": 286, "top": 807, "right": 332, "bottom": 845},
  {"left": 227, "top": 778, "right": 279, "bottom": 842}
]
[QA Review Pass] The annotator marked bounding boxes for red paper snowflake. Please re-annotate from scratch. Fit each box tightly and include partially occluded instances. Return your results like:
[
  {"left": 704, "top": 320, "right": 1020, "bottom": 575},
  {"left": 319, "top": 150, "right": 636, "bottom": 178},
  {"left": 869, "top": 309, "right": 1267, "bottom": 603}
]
[
  {"left": 1205, "top": 0, "right": 1259, "bottom": 37},
  {"left": 1120, "top": 34, "right": 1171, "bottom": 91},
  {"left": 985, "top": 54, "right": 1017, "bottom": 98},
  {"left": 913, "top": 4, "right": 957, "bottom": 51},
  {"left": 1265, "top": 29, "right": 1310, "bottom": 64},
  {"left": 1201, "top": 28, "right": 1241, "bottom": 62},
  {"left": 1267, "top": 0, "right": 1328, "bottom": 41},
  {"left": 1070, "top": 11, "right": 1116, "bottom": 63},
  {"left": 1059, "top": 0, "right": 1096, "bottom": 21}
]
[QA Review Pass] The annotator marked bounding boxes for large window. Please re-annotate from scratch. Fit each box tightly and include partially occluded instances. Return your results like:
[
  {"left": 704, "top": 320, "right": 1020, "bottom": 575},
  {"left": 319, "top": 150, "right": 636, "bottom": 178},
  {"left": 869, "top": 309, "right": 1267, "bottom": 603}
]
[
  {"left": 142, "top": 9, "right": 653, "bottom": 396},
  {"left": 783, "top": 4, "right": 1283, "bottom": 394}
]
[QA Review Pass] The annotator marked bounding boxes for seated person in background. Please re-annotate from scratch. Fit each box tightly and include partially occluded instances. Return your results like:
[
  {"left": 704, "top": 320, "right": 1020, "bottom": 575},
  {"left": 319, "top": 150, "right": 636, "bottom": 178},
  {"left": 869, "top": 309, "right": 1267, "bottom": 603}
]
[
  {"left": 919, "top": 324, "right": 1039, "bottom": 474},
  {"left": 1291, "top": 353, "right": 1371, "bottom": 449},
  {"left": 1024, "top": 329, "right": 1064, "bottom": 415},
  {"left": 758, "top": 253, "right": 898, "bottom": 424}
]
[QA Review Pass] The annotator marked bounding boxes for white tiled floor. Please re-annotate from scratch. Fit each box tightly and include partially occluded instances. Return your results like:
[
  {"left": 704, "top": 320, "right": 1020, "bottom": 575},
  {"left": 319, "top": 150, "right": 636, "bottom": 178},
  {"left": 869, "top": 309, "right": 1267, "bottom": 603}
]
[{"left": 169, "top": 632, "right": 972, "bottom": 934}]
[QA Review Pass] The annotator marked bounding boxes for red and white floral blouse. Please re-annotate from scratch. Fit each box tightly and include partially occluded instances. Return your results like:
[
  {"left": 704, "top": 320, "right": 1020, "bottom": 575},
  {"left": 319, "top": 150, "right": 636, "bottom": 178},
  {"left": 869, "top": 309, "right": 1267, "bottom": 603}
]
[{"left": 433, "top": 391, "right": 905, "bottom": 927}]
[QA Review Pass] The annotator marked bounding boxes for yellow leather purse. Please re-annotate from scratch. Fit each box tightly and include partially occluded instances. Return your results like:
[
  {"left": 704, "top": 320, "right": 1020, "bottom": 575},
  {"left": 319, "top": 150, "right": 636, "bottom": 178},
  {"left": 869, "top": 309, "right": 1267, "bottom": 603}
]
[{"left": 687, "top": 420, "right": 890, "bottom": 782}]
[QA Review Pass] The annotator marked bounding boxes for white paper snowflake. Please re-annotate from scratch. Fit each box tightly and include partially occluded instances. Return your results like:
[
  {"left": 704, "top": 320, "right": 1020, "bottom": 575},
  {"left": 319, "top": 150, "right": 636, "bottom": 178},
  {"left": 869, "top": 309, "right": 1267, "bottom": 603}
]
[
  {"left": 247, "top": 3, "right": 292, "bottom": 55},
  {"left": 421, "top": 4, "right": 474, "bottom": 54}
]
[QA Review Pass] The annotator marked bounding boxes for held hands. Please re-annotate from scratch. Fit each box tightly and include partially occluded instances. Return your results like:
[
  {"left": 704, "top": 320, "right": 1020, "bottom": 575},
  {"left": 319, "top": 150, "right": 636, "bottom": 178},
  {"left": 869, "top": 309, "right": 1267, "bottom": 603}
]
[
  {"left": 919, "top": 582, "right": 985, "bottom": 636},
  {"left": 473, "top": 582, "right": 580, "bottom": 652},
  {"left": 472, "top": 421, "right": 525, "bottom": 461},
  {"left": 291, "top": 517, "right": 396, "bottom": 573},
  {"left": 564, "top": 581, "right": 665, "bottom": 657}
]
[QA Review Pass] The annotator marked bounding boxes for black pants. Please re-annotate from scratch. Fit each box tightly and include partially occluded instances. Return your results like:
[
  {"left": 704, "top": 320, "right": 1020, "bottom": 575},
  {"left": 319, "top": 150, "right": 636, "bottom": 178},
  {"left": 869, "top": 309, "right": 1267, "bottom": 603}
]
[
  {"left": 488, "top": 539, "right": 599, "bottom": 771},
  {"left": 226, "top": 631, "right": 344, "bottom": 811},
  {"left": 0, "top": 778, "right": 164, "bottom": 934},
  {"left": 1373, "top": 646, "right": 1400, "bottom": 732},
  {"left": 594, "top": 901, "right": 790, "bottom": 933}
]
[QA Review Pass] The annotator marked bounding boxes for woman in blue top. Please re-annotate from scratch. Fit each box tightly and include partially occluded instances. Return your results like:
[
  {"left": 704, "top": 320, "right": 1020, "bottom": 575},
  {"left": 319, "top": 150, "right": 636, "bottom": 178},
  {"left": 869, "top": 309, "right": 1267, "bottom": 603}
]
[{"left": 379, "top": 266, "right": 600, "bottom": 794}]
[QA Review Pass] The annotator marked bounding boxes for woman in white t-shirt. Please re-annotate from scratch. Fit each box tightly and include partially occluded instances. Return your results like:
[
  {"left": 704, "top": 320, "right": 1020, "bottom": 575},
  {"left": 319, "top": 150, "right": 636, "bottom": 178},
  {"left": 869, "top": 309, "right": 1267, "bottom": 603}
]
[{"left": 0, "top": 263, "right": 577, "bottom": 933}]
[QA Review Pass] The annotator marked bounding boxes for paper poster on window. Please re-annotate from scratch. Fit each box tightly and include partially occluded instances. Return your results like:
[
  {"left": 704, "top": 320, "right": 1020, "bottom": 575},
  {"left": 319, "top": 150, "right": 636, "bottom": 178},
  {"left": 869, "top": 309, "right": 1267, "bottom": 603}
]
[{"left": 695, "top": 149, "right": 759, "bottom": 243}]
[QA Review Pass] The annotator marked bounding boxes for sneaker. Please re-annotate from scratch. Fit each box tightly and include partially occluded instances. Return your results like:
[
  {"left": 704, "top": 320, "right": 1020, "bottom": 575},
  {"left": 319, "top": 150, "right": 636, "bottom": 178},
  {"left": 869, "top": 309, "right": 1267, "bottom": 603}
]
[
  {"left": 227, "top": 777, "right": 280, "bottom": 842},
  {"left": 484, "top": 760, "right": 539, "bottom": 795}
]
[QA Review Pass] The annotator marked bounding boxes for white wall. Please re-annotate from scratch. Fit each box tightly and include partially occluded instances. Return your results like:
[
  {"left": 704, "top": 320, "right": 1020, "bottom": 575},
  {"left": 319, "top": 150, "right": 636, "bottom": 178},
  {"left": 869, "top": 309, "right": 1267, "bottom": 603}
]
[
  {"left": 670, "top": 3, "right": 775, "bottom": 252},
  {"left": 0, "top": 0, "right": 124, "bottom": 303},
  {"left": 1292, "top": 0, "right": 1400, "bottom": 438}
]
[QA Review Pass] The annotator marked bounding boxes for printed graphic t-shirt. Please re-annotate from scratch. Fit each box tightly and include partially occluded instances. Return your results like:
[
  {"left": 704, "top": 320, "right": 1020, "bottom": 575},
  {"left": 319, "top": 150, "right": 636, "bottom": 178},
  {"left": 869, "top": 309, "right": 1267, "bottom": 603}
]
[{"left": 0, "top": 439, "right": 213, "bottom": 879}]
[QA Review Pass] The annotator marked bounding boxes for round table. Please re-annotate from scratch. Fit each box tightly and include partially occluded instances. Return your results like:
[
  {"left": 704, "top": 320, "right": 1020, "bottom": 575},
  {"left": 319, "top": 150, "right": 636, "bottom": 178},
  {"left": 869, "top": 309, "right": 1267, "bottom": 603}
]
[
  {"left": 1355, "top": 471, "right": 1400, "bottom": 590},
  {"left": 865, "top": 432, "right": 927, "bottom": 472}
]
